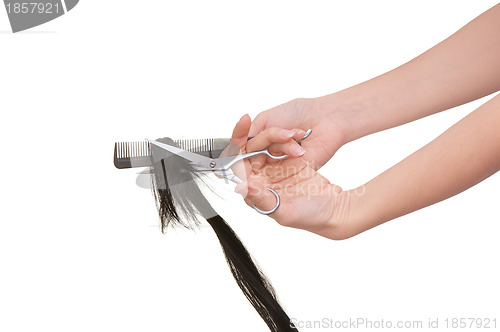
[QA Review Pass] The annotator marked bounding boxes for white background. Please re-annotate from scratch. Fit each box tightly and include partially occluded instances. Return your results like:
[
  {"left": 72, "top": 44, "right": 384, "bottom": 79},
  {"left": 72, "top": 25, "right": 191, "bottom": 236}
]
[{"left": 0, "top": 1, "right": 499, "bottom": 331}]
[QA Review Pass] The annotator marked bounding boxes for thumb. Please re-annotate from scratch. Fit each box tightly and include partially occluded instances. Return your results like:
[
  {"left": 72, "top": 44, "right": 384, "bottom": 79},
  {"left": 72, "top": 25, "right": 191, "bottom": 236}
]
[{"left": 231, "top": 114, "right": 251, "bottom": 147}]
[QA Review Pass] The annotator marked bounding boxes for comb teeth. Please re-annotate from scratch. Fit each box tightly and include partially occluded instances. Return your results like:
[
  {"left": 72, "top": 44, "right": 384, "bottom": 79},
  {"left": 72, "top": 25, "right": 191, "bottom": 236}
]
[
  {"left": 114, "top": 141, "right": 153, "bottom": 169},
  {"left": 114, "top": 138, "right": 231, "bottom": 169},
  {"left": 116, "top": 141, "right": 151, "bottom": 158},
  {"left": 175, "top": 138, "right": 214, "bottom": 154}
]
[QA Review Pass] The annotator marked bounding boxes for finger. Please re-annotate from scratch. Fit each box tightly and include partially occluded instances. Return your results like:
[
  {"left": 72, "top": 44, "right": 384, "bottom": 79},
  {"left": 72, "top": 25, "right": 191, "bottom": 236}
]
[
  {"left": 229, "top": 114, "right": 252, "bottom": 179},
  {"left": 249, "top": 141, "right": 305, "bottom": 171},
  {"left": 231, "top": 114, "right": 251, "bottom": 147},
  {"left": 218, "top": 114, "right": 251, "bottom": 159},
  {"left": 248, "top": 111, "right": 267, "bottom": 138},
  {"left": 247, "top": 128, "right": 306, "bottom": 169},
  {"left": 246, "top": 127, "right": 303, "bottom": 153},
  {"left": 267, "top": 139, "right": 306, "bottom": 158},
  {"left": 246, "top": 127, "right": 294, "bottom": 170},
  {"left": 290, "top": 128, "right": 307, "bottom": 141},
  {"left": 268, "top": 129, "right": 306, "bottom": 157}
]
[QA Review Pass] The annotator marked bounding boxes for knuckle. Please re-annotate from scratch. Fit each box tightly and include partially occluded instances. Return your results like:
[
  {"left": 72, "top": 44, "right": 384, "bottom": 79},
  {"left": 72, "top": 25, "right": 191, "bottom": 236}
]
[
  {"left": 256, "top": 127, "right": 279, "bottom": 141},
  {"left": 268, "top": 127, "right": 282, "bottom": 136}
]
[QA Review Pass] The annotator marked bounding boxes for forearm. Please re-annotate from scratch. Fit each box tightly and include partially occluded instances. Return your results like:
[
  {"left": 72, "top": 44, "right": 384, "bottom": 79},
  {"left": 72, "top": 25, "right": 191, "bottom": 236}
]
[
  {"left": 321, "top": 4, "right": 500, "bottom": 144},
  {"left": 342, "top": 93, "right": 500, "bottom": 238}
]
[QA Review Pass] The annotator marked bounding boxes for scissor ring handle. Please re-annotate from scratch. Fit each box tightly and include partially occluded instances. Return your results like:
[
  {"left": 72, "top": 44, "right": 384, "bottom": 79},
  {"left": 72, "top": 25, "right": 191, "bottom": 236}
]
[
  {"left": 252, "top": 188, "right": 280, "bottom": 215},
  {"left": 262, "top": 128, "right": 313, "bottom": 160},
  {"left": 264, "top": 150, "right": 289, "bottom": 160},
  {"left": 295, "top": 129, "right": 312, "bottom": 145}
]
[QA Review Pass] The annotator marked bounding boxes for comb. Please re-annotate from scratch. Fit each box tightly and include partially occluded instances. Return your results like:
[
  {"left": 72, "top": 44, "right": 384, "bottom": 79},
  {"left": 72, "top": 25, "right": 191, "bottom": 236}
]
[{"left": 114, "top": 138, "right": 231, "bottom": 169}]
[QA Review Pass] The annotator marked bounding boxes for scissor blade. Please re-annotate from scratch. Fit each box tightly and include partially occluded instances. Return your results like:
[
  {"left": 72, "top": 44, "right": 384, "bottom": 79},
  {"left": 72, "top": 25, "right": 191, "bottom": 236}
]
[{"left": 145, "top": 139, "right": 213, "bottom": 167}]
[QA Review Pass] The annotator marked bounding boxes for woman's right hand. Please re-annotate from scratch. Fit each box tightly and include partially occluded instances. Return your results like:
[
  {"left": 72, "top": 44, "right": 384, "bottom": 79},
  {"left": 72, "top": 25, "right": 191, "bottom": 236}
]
[
  {"left": 249, "top": 97, "right": 347, "bottom": 170},
  {"left": 229, "top": 115, "right": 353, "bottom": 240}
]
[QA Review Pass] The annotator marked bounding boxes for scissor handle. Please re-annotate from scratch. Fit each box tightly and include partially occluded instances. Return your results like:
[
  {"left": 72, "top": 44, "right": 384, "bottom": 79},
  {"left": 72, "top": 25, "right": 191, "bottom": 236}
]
[
  {"left": 220, "top": 149, "right": 288, "bottom": 170},
  {"left": 216, "top": 129, "right": 312, "bottom": 171}
]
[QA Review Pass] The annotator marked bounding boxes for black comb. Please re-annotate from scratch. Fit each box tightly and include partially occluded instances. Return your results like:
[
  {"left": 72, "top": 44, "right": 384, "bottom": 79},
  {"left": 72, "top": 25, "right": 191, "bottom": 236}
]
[{"left": 114, "top": 138, "right": 231, "bottom": 169}]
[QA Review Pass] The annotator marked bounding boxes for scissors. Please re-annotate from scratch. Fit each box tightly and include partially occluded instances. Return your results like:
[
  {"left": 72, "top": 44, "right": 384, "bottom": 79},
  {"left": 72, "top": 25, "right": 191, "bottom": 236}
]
[{"left": 146, "top": 129, "right": 312, "bottom": 215}]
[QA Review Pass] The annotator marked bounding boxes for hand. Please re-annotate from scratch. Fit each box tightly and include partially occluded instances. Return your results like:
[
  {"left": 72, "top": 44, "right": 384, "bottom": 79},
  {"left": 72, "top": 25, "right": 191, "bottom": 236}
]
[
  {"left": 249, "top": 97, "right": 347, "bottom": 170},
  {"left": 230, "top": 114, "right": 352, "bottom": 240}
]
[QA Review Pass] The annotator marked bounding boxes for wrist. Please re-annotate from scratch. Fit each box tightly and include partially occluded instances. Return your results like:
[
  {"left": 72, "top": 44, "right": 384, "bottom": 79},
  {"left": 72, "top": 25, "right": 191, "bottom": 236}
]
[
  {"left": 318, "top": 186, "right": 363, "bottom": 240},
  {"left": 344, "top": 182, "right": 391, "bottom": 238},
  {"left": 316, "top": 88, "right": 381, "bottom": 145}
]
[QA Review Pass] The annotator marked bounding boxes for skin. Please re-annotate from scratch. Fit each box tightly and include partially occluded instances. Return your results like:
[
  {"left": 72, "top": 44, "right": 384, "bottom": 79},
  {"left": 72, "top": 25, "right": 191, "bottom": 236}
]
[
  {"left": 231, "top": 4, "right": 500, "bottom": 240},
  {"left": 230, "top": 115, "right": 344, "bottom": 236}
]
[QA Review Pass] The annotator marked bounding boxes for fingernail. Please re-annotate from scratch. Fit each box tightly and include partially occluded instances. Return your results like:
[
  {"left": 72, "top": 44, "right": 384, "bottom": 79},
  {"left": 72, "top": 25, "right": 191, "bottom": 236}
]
[
  {"left": 292, "top": 129, "right": 305, "bottom": 137},
  {"left": 292, "top": 145, "right": 306, "bottom": 156},
  {"left": 280, "top": 129, "right": 294, "bottom": 138}
]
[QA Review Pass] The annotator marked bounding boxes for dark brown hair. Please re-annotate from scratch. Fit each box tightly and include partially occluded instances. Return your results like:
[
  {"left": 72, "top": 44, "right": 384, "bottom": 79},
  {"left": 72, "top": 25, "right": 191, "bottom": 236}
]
[{"left": 150, "top": 138, "right": 298, "bottom": 332}]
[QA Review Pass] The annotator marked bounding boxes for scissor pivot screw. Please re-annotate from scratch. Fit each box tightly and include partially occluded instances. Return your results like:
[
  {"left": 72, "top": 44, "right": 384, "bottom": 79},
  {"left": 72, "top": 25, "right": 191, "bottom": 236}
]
[{"left": 209, "top": 161, "right": 216, "bottom": 168}]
